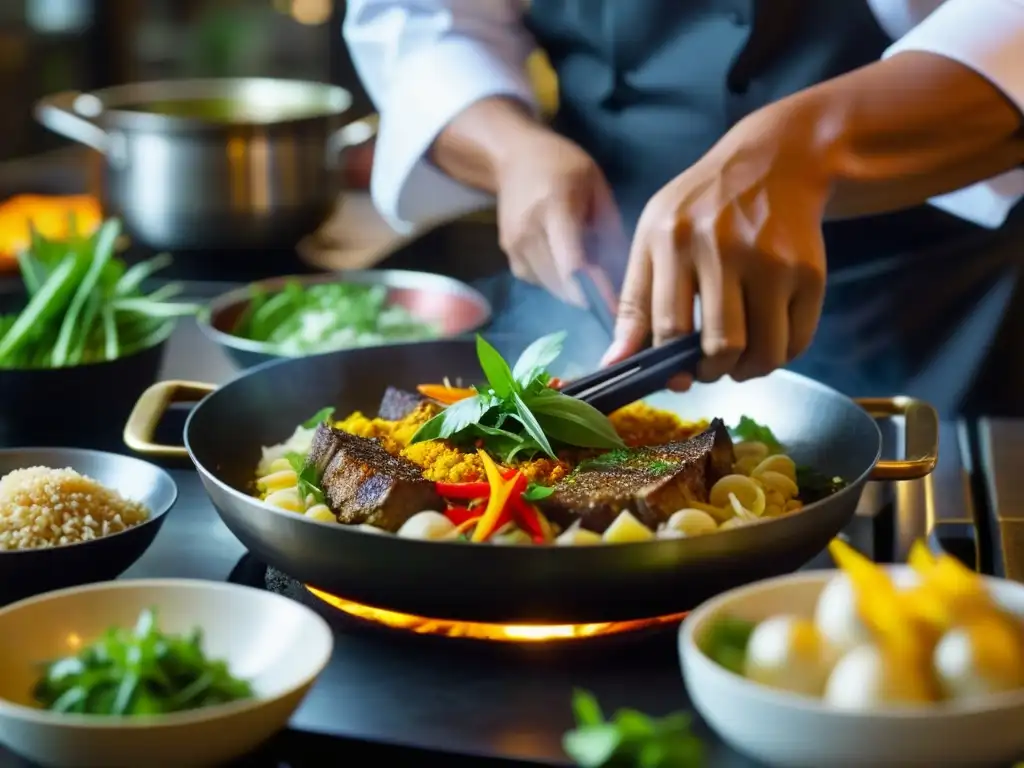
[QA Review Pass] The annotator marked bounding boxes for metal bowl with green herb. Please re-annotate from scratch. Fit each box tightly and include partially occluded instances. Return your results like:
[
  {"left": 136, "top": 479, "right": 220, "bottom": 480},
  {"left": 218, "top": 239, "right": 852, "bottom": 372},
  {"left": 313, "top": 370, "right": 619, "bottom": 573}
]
[
  {"left": 199, "top": 270, "right": 492, "bottom": 368},
  {"left": 0, "top": 217, "right": 199, "bottom": 447}
]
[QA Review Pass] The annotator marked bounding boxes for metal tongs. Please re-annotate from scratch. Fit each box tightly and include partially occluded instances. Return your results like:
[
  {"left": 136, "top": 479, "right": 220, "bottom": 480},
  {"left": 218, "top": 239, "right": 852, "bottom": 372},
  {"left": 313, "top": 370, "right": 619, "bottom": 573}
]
[{"left": 562, "top": 268, "right": 702, "bottom": 414}]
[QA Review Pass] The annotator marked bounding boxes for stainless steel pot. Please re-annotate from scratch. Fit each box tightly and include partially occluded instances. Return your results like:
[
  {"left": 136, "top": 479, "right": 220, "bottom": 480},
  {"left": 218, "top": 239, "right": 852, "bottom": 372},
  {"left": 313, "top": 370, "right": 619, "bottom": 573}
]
[{"left": 35, "top": 78, "right": 374, "bottom": 251}]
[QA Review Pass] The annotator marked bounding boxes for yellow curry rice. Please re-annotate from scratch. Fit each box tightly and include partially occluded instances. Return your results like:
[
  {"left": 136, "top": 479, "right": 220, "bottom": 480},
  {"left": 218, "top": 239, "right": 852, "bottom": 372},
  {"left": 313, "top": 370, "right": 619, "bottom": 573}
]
[{"left": 332, "top": 401, "right": 708, "bottom": 484}]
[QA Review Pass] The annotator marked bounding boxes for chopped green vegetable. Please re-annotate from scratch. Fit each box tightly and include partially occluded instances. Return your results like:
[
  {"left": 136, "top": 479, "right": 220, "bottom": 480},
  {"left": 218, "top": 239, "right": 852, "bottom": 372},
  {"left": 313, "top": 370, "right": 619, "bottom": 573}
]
[
  {"left": 0, "top": 217, "right": 198, "bottom": 369},
  {"left": 796, "top": 466, "right": 848, "bottom": 504},
  {"left": 33, "top": 608, "right": 253, "bottom": 716},
  {"left": 563, "top": 690, "right": 704, "bottom": 768},
  {"left": 699, "top": 616, "right": 757, "bottom": 676},
  {"left": 230, "top": 279, "right": 439, "bottom": 355},
  {"left": 730, "top": 416, "right": 783, "bottom": 455},
  {"left": 409, "top": 333, "right": 625, "bottom": 460},
  {"left": 286, "top": 451, "right": 326, "bottom": 506}
]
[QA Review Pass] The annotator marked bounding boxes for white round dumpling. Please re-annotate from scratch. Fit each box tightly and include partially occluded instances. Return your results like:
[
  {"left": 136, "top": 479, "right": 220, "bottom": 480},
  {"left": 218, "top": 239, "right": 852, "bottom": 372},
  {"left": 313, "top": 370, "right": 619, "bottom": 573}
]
[
  {"left": 934, "top": 622, "right": 1024, "bottom": 701},
  {"left": 824, "top": 644, "right": 934, "bottom": 710},
  {"left": 397, "top": 511, "right": 456, "bottom": 540},
  {"left": 744, "top": 615, "right": 835, "bottom": 696},
  {"left": 814, "top": 573, "right": 872, "bottom": 654}
]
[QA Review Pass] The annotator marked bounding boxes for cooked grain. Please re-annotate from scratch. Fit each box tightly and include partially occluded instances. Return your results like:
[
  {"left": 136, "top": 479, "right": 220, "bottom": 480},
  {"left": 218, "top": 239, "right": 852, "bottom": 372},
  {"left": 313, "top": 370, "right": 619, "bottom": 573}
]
[{"left": 0, "top": 466, "right": 150, "bottom": 551}]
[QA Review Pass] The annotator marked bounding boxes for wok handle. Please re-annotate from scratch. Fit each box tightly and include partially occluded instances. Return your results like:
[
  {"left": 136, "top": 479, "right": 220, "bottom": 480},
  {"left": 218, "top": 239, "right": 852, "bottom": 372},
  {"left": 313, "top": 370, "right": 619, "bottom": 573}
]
[
  {"left": 856, "top": 396, "right": 940, "bottom": 481},
  {"left": 123, "top": 380, "right": 216, "bottom": 459},
  {"left": 34, "top": 91, "right": 110, "bottom": 154}
]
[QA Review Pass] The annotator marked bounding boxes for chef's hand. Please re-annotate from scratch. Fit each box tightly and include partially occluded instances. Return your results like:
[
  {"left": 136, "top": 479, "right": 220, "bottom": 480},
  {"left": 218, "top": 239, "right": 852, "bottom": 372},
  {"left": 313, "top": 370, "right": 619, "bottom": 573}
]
[
  {"left": 603, "top": 105, "right": 829, "bottom": 387},
  {"left": 494, "top": 127, "right": 622, "bottom": 304}
]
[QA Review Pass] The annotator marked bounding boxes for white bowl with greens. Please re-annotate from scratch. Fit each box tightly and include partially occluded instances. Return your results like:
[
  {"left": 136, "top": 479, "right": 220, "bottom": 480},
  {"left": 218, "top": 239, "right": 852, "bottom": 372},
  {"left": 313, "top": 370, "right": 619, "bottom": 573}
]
[
  {"left": 199, "top": 270, "right": 492, "bottom": 367},
  {"left": 0, "top": 579, "right": 333, "bottom": 768}
]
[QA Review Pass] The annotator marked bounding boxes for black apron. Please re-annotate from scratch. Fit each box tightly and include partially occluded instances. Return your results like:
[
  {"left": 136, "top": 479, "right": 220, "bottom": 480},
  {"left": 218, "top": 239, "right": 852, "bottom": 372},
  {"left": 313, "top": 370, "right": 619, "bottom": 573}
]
[{"left": 524, "top": 0, "right": 1024, "bottom": 417}]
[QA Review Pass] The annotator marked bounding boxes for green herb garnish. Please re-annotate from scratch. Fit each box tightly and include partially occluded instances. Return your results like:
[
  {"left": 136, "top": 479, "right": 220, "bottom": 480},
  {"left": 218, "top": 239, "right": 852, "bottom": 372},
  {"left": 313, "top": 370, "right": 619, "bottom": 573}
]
[
  {"left": 33, "top": 608, "right": 253, "bottom": 716},
  {"left": 795, "top": 466, "right": 848, "bottom": 504},
  {"left": 231, "top": 279, "right": 439, "bottom": 355},
  {"left": 729, "top": 416, "right": 783, "bottom": 454},
  {"left": 563, "top": 690, "right": 704, "bottom": 768},
  {"left": 522, "top": 482, "right": 555, "bottom": 502},
  {"left": 302, "top": 406, "right": 336, "bottom": 429},
  {"left": 0, "top": 218, "right": 198, "bottom": 369},
  {"left": 410, "top": 333, "right": 625, "bottom": 460},
  {"left": 699, "top": 616, "right": 757, "bottom": 676}
]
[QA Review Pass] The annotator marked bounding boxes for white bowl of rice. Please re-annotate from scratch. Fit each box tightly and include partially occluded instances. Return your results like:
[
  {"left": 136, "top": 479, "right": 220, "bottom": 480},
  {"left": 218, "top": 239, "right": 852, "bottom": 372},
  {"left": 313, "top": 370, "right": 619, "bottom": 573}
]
[{"left": 0, "top": 448, "right": 177, "bottom": 602}]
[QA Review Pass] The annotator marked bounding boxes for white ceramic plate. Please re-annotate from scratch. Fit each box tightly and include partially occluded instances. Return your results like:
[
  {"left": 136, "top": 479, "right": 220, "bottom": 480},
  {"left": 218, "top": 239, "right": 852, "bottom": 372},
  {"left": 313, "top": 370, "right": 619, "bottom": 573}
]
[
  {"left": 0, "top": 579, "right": 334, "bottom": 768},
  {"left": 679, "top": 567, "right": 1024, "bottom": 768}
]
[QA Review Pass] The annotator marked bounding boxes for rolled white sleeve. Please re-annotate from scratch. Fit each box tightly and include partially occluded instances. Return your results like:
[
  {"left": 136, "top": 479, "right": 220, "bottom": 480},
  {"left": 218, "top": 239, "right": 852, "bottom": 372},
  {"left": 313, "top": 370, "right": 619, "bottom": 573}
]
[
  {"left": 883, "top": 0, "right": 1024, "bottom": 229},
  {"left": 343, "top": 0, "right": 537, "bottom": 232}
]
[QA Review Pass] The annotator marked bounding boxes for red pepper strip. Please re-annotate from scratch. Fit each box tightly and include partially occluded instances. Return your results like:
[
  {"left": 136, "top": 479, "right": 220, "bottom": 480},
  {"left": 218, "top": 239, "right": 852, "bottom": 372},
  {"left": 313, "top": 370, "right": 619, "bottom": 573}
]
[
  {"left": 444, "top": 506, "right": 478, "bottom": 526},
  {"left": 435, "top": 468, "right": 518, "bottom": 499},
  {"left": 510, "top": 495, "right": 548, "bottom": 544}
]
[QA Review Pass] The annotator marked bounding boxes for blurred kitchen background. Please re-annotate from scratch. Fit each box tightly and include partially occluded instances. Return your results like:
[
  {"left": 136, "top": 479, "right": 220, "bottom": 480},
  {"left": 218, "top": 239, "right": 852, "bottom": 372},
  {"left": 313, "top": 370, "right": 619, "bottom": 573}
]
[{"left": 0, "top": 0, "right": 370, "bottom": 162}]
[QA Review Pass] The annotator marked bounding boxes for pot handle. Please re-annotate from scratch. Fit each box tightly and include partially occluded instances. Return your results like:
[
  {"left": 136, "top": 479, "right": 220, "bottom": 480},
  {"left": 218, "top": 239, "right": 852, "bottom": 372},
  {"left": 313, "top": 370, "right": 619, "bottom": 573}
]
[
  {"left": 124, "top": 380, "right": 217, "bottom": 459},
  {"left": 325, "top": 116, "right": 378, "bottom": 170},
  {"left": 34, "top": 91, "right": 110, "bottom": 153},
  {"left": 856, "top": 396, "right": 939, "bottom": 481}
]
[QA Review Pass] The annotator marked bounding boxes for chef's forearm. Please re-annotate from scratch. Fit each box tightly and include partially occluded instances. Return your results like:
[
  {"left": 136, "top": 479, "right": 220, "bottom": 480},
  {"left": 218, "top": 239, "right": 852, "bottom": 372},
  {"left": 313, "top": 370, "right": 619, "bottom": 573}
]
[
  {"left": 428, "top": 97, "right": 547, "bottom": 193},
  {"left": 785, "top": 51, "right": 1024, "bottom": 220}
]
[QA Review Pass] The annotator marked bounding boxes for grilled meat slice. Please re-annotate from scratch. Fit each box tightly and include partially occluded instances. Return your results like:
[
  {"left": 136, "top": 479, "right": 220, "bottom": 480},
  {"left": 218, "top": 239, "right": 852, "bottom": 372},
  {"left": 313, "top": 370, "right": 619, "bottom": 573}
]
[
  {"left": 539, "top": 419, "right": 735, "bottom": 533},
  {"left": 306, "top": 423, "right": 441, "bottom": 531},
  {"left": 377, "top": 386, "right": 425, "bottom": 421}
]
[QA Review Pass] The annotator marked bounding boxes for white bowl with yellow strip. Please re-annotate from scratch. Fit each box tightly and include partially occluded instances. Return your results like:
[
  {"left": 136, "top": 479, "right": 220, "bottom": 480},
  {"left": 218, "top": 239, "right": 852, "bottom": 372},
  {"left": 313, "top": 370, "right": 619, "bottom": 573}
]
[{"left": 680, "top": 562, "right": 1024, "bottom": 768}]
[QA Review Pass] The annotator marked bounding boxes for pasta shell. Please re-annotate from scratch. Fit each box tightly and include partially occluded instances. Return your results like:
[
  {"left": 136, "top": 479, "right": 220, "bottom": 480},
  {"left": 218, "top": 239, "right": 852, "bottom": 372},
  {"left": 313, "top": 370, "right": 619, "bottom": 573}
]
[
  {"left": 758, "top": 470, "right": 800, "bottom": 500},
  {"left": 752, "top": 454, "right": 797, "bottom": 483},
  {"left": 710, "top": 474, "right": 766, "bottom": 516},
  {"left": 734, "top": 441, "right": 770, "bottom": 461},
  {"left": 733, "top": 455, "right": 762, "bottom": 476}
]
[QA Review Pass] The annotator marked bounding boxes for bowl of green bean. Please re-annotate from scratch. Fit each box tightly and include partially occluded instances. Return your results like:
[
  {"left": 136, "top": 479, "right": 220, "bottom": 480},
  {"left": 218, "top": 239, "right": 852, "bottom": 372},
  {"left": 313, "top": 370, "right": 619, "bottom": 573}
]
[
  {"left": 0, "top": 217, "right": 199, "bottom": 448},
  {"left": 0, "top": 579, "right": 333, "bottom": 768}
]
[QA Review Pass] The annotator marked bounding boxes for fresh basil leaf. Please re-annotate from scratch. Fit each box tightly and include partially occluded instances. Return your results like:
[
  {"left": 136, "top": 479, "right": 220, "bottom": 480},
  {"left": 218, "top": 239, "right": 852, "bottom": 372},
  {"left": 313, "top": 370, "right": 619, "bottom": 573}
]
[
  {"left": 511, "top": 331, "right": 566, "bottom": 388},
  {"left": 528, "top": 390, "right": 625, "bottom": 449},
  {"left": 409, "top": 395, "right": 488, "bottom": 444},
  {"left": 563, "top": 724, "right": 622, "bottom": 768},
  {"left": 476, "top": 334, "right": 516, "bottom": 398},
  {"left": 302, "top": 406, "right": 336, "bottom": 429},
  {"left": 572, "top": 689, "right": 605, "bottom": 726},
  {"left": 511, "top": 390, "right": 556, "bottom": 458},
  {"left": 522, "top": 482, "right": 554, "bottom": 502},
  {"left": 730, "top": 416, "right": 783, "bottom": 454}
]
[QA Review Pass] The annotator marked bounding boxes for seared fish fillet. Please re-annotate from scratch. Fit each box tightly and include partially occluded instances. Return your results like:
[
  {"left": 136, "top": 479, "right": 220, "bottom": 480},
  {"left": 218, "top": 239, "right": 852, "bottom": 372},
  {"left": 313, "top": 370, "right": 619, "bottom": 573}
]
[
  {"left": 306, "top": 423, "right": 441, "bottom": 532},
  {"left": 539, "top": 419, "right": 735, "bottom": 533}
]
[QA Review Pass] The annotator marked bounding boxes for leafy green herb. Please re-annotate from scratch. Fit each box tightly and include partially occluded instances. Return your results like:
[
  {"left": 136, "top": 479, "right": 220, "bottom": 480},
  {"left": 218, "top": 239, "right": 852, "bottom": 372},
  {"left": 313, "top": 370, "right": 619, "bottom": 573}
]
[
  {"left": 302, "top": 406, "right": 336, "bottom": 429},
  {"left": 522, "top": 482, "right": 554, "bottom": 502},
  {"left": 699, "top": 616, "right": 757, "bottom": 676},
  {"left": 230, "top": 279, "right": 439, "bottom": 355},
  {"left": 730, "top": 416, "right": 783, "bottom": 455},
  {"left": 0, "top": 217, "right": 198, "bottom": 369},
  {"left": 795, "top": 466, "right": 848, "bottom": 504},
  {"left": 286, "top": 451, "right": 325, "bottom": 506},
  {"left": 33, "top": 608, "right": 253, "bottom": 716},
  {"left": 563, "top": 690, "right": 704, "bottom": 768},
  {"left": 409, "top": 333, "right": 625, "bottom": 459}
]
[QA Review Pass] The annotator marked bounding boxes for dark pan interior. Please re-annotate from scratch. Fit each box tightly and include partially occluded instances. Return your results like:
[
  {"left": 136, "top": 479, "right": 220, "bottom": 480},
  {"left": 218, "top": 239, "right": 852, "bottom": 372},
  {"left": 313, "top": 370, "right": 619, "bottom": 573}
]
[{"left": 184, "top": 337, "right": 881, "bottom": 622}]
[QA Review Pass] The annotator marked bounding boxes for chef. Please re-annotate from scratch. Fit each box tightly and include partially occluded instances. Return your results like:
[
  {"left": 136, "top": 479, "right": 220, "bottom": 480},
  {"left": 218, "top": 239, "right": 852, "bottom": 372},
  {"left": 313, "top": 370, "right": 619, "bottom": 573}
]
[{"left": 343, "top": 0, "right": 1024, "bottom": 416}]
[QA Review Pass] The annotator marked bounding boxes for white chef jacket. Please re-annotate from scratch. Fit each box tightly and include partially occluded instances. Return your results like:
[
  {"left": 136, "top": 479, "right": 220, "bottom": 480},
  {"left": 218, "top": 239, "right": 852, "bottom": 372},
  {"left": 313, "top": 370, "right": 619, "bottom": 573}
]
[{"left": 343, "top": 0, "right": 1024, "bottom": 233}]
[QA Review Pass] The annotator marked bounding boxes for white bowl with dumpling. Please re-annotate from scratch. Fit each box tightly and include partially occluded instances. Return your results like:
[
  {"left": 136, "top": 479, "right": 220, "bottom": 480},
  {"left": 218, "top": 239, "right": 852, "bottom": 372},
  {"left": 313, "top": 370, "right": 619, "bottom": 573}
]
[{"left": 678, "top": 548, "right": 1024, "bottom": 768}]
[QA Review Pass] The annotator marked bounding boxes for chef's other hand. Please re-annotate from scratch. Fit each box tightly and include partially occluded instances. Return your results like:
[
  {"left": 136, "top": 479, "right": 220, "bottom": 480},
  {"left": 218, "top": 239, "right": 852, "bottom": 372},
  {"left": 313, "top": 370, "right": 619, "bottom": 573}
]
[
  {"left": 495, "top": 126, "right": 621, "bottom": 305},
  {"left": 604, "top": 104, "right": 828, "bottom": 387}
]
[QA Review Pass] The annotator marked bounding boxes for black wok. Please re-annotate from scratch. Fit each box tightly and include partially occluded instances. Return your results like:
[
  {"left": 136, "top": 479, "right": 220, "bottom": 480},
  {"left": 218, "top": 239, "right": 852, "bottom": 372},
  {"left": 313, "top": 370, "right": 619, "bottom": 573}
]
[{"left": 123, "top": 336, "right": 938, "bottom": 624}]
